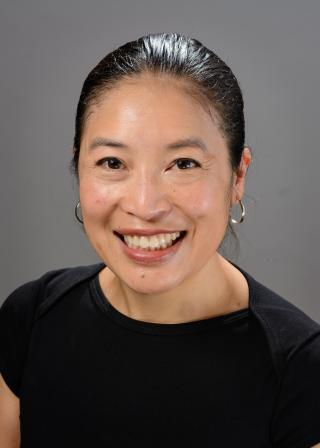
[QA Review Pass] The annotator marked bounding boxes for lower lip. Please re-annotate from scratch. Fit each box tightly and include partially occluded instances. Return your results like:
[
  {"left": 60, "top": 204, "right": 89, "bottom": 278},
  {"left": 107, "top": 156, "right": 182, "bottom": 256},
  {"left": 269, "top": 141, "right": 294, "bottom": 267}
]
[{"left": 116, "top": 234, "right": 186, "bottom": 264}]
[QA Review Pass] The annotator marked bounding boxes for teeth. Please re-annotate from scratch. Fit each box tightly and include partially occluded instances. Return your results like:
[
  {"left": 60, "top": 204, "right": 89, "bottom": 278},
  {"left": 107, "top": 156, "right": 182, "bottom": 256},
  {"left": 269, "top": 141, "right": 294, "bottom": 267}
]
[{"left": 124, "top": 232, "right": 181, "bottom": 250}]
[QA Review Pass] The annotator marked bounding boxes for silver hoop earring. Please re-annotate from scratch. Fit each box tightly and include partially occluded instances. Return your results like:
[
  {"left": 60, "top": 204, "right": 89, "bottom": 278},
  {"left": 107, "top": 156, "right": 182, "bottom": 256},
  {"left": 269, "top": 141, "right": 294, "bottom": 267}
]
[
  {"left": 230, "top": 199, "right": 245, "bottom": 224},
  {"left": 75, "top": 201, "right": 83, "bottom": 224}
]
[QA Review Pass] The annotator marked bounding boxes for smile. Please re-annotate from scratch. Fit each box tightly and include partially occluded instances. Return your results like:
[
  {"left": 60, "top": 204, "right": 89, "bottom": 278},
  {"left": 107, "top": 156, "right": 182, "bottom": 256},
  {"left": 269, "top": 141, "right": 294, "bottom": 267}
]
[{"left": 114, "top": 231, "right": 187, "bottom": 251}]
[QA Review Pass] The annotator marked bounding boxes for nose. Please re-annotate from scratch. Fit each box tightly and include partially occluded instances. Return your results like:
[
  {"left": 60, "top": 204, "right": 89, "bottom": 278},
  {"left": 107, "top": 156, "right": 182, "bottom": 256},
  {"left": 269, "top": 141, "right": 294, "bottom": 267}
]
[{"left": 120, "top": 173, "right": 173, "bottom": 222}]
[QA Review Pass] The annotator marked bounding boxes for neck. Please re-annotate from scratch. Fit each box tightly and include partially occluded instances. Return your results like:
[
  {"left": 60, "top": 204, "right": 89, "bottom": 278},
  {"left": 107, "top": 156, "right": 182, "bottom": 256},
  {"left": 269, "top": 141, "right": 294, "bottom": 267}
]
[{"left": 99, "top": 254, "right": 247, "bottom": 324}]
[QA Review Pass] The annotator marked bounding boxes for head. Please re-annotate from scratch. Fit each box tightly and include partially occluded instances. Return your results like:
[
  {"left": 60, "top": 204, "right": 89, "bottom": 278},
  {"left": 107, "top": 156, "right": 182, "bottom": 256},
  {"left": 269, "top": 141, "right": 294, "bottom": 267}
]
[{"left": 71, "top": 32, "right": 252, "bottom": 295}]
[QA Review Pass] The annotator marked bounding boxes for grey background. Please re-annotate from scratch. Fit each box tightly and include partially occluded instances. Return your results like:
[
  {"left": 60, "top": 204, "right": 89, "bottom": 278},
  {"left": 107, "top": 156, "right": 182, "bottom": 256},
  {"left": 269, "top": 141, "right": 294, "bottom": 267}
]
[{"left": 1, "top": 0, "right": 319, "bottom": 320}]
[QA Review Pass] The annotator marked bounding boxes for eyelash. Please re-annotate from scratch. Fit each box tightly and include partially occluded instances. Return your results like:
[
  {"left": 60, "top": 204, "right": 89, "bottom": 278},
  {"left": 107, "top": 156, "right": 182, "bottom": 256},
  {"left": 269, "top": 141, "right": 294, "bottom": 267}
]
[{"left": 96, "top": 157, "right": 201, "bottom": 170}]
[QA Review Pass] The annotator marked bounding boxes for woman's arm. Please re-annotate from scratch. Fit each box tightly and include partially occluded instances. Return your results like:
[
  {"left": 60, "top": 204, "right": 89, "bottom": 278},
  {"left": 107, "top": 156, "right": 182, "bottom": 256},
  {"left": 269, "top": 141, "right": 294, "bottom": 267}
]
[{"left": 0, "top": 374, "right": 20, "bottom": 448}]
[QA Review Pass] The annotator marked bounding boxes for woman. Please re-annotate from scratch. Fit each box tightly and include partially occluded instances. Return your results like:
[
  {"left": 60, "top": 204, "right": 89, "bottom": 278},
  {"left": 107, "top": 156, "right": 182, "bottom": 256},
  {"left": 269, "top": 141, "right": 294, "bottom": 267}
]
[{"left": 1, "top": 32, "right": 319, "bottom": 447}]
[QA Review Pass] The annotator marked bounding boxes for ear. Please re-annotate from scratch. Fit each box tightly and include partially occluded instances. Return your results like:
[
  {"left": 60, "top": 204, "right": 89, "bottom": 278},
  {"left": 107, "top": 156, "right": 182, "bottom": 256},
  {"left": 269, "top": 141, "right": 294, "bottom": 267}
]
[{"left": 231, "top": 147, "right": 252, "bottom": 206}]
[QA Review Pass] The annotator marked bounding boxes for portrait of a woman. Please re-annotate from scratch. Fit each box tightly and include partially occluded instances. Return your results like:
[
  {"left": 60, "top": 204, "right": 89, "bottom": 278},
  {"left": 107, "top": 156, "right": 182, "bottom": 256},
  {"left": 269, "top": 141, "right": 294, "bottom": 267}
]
[{"left": 1, "top": 32, "right": 320, "bottom": 447}]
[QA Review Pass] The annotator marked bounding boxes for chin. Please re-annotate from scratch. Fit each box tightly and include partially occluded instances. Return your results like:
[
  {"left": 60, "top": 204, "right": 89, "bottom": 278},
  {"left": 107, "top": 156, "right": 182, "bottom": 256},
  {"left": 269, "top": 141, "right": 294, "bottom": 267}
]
[{"left": 121, "top": 271, "right": 184, "bottom": 296}]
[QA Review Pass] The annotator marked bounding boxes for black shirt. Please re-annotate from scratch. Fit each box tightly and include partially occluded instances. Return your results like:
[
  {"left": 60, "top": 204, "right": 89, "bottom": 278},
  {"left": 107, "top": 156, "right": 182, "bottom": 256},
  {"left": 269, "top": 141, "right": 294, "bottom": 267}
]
[{"left": 1, "top": 261, "right": 320, "bottom": 447}]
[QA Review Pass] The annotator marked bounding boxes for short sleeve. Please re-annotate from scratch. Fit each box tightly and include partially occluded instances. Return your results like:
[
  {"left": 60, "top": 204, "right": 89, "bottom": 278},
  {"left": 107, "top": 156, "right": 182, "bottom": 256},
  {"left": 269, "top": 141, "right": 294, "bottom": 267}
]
[
  {"left": 271, "top": 333, "right": 320, "bottom": 448},
  {"left": 0, "top": 279, "right": 41, "bottom": 397}
]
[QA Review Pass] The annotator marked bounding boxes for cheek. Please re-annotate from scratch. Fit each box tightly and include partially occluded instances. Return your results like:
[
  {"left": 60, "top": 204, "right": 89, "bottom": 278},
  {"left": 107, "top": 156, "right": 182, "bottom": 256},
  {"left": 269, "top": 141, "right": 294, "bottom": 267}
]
[
  {"left": 179, "top": 181, "right": 228, "bottom": 221},
  {"left": 79, "top": 179, "right": 117, "bottom": 218}
]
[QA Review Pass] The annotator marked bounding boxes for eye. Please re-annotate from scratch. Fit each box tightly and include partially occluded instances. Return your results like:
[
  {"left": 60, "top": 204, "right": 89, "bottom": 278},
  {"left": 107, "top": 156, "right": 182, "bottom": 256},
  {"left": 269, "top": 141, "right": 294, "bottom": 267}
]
[
  {"left": 96, "top": 157, "right": 123, "bottom": 170},
  {"left": 173, "top": 158, "right": 201, "bottom": 170}
]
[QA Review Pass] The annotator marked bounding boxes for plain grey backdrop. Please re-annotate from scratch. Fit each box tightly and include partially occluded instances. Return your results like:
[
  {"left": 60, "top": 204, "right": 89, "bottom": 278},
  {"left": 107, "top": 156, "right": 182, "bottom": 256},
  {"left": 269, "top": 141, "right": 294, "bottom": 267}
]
[{"left": 1, "top": 0, "right": 319, "bottom": 320}]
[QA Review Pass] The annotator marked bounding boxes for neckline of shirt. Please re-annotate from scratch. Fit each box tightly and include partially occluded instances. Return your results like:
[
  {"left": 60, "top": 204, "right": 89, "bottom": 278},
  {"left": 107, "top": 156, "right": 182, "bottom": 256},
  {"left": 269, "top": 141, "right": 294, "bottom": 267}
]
[{"left": 89, "top": 260, "right": 252, "bottom": 336}]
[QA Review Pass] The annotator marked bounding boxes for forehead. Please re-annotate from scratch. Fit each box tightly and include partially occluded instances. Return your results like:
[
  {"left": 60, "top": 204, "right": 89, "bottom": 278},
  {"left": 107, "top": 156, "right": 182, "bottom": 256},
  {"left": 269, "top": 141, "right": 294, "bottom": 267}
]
[
  {"left": 95, "top": 72, "right": 208, "bottom": 108},
  {"left": 87, "top": 74, "right": 217, "bottom": 124},
  {"left": 81, "top": 73, "right": 226, "bottom": 153}
]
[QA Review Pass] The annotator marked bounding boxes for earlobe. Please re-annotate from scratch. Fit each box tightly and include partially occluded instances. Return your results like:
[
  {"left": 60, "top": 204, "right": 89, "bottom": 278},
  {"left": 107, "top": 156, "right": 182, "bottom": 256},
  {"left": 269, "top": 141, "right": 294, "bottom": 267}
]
[{"left": 230, "top": 183, "right": 241, "bottom": 207}]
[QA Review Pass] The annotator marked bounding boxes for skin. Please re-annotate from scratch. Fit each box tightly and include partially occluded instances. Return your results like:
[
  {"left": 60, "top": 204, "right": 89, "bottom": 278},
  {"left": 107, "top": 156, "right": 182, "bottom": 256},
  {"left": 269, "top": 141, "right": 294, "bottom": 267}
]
[
  {"left": 2, "top": 74, "right": 319, "bottom": 447},
  {"left": 1, "top": 73, "right": 320, "bottom": 447},
  {"left": 0, "top": 374, "right": 20, "bottom": 448},
  {"left": 78, "top": 72, "right": 252, "bottom": 324}
]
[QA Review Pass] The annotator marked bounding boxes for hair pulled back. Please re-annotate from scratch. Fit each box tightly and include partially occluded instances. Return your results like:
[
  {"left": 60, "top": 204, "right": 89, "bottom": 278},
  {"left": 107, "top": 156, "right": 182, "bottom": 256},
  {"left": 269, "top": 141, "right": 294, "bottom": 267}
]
[
  {"left": 71, "top": 32, "right": 245, "bottom": 177},
  {"left": 71, "top": 32, "right": 247, "bottom": 258}
]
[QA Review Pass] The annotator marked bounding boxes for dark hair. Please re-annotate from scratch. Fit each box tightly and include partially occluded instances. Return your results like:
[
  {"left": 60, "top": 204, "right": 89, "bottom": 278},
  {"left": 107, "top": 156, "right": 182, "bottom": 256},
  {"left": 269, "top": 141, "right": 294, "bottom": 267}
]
[{"left": 71, "top": 32, "right": 249, "bottom": 259}]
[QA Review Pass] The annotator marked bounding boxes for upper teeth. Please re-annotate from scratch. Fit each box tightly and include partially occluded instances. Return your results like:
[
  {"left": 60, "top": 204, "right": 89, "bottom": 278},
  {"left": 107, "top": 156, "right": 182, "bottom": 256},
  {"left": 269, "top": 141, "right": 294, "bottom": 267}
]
[{"left": 124, "top": 232, "right": 181, "bottom": 250}]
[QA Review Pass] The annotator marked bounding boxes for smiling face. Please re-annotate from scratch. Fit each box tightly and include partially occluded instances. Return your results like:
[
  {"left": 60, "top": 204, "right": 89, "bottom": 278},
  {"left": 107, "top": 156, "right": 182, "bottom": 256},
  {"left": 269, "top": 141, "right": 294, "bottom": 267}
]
[{"left": 78, "top": 73, "right": 244, "bottom": 295}]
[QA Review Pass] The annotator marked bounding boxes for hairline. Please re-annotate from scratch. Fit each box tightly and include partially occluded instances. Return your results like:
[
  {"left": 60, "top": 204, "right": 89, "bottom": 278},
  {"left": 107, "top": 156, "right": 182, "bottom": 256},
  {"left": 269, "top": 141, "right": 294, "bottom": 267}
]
[{"left": 77, "top": 71, "right": 230, "bottom": 156}]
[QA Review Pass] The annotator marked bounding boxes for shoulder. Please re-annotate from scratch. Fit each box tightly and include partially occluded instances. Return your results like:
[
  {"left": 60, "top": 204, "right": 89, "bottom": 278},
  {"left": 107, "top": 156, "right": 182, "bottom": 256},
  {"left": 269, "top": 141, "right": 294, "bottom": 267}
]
[
  {"left": 234, "top": 265, "right": 320, "bottom": 444},
  {"left": 0, "top": 262, "right": 105, "bottom": 396},
  {"left": 1, "top": 262, "right": 105, "bottom": 322},
  {"left": 233, "top": 263, "right": 320, "bottom": 381}
]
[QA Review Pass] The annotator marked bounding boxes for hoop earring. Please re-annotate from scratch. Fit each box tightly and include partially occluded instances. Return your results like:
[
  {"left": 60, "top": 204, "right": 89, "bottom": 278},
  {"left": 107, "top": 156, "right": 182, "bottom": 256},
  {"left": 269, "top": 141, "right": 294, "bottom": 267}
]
[
  {"left": 75, "top": 201, "right": 83, "bottom": 224},
  {"left": 230, "top": 199, "right": 245, "bottom": 224}
]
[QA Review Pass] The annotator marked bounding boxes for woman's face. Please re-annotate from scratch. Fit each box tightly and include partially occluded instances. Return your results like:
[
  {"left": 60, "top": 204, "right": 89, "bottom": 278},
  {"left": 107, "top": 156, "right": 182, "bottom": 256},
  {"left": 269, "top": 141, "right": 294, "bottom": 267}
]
[{"left": 78, "top": 74, "right": 242, "bottom": 294}]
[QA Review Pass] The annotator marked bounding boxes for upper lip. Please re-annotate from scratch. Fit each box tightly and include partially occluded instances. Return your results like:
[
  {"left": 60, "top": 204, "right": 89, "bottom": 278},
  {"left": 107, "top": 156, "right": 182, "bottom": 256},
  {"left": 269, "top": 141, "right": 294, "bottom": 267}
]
[{"left": 114, "top": 228, "right": 186, "bottom": 236}]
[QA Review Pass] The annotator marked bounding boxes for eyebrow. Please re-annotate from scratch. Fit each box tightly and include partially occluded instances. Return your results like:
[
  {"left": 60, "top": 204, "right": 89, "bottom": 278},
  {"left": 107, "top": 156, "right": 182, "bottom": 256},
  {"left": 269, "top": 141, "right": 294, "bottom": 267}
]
[{"left": 88, "top": 137, "right": 209, "bottom": 153}]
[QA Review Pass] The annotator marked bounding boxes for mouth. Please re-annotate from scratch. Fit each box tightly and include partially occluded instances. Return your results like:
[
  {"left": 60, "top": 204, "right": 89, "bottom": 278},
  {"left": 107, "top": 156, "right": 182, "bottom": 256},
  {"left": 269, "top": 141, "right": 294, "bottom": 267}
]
[{"left": 113, "top": 230, "right": 187, "bottom": 251}]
